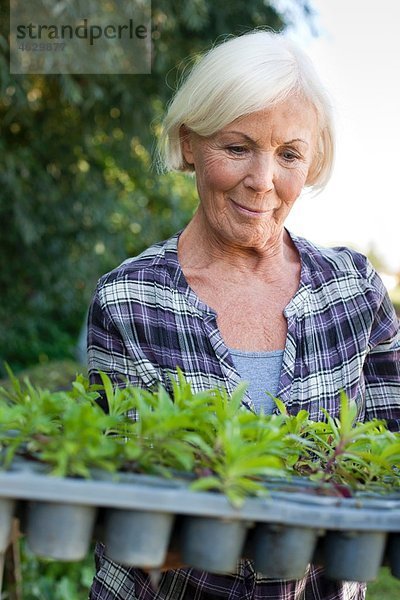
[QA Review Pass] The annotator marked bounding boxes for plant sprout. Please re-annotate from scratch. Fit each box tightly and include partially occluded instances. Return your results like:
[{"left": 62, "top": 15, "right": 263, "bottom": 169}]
[{"left": 0, "top": 370, "right": 399, "bottom": 505}]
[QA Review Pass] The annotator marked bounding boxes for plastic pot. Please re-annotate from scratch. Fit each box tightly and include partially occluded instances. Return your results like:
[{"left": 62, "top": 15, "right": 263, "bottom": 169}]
[
  {"left": 0, "top": 498, "right": 14, "bottom": 552},
  {"left": 321, "top": 530, "right": 387, "bottom": 582},
  {"left": 26, "top": 501, "right": 97, "bottom": 560},
  {"left": 387, "top": 533, "right": 400, "bottom": 579},
  {"left": 180, "top": 515, "right": 249, "bottom": 574},
  {"left": 104, "top": 508, "right": 175, "bottom": 567},
  {"left": 251, "top": 523, "right": 319, "bottom": 579}
]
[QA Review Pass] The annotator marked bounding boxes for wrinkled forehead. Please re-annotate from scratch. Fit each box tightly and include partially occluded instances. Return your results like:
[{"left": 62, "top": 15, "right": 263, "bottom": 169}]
[{"left": 215, "top": 96, "right": 319, "bottom": 147}]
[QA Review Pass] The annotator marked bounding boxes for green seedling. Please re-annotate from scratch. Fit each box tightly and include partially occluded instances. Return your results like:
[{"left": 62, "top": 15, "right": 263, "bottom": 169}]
[{"left": 1, "top": 370, "right": 399, "bottom": 504}]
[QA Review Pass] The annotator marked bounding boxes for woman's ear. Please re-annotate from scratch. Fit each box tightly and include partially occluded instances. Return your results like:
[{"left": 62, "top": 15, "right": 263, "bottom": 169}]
[{"left": 179, "top": 124, "right": 195, "bottom": 167}]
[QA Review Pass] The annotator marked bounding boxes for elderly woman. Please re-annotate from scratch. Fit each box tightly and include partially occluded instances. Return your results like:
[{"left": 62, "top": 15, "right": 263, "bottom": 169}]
[{"left": 88, "top": 30, "right": 400, "bottom": 600}]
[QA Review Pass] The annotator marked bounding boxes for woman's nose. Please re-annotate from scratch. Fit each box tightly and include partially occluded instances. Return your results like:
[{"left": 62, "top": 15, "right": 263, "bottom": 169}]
[{"left": 244, "top": 153, "right": 275, "bottom": 193}]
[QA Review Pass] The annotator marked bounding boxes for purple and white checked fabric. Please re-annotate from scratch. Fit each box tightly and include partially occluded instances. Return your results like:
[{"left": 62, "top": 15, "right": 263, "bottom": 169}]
[{"left": 87, "top": 229, "right": 400, "bottom": 599}]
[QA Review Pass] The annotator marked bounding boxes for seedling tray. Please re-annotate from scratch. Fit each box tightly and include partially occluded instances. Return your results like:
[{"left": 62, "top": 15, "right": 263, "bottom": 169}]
[{"left": 0, "top": 470, "right": 399, "bottom": 580}]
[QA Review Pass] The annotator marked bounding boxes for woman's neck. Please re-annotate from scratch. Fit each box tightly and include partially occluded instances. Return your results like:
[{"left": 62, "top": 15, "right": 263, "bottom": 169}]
[{"left": 178, "top": 211, "right": 297, "bottom": 281}]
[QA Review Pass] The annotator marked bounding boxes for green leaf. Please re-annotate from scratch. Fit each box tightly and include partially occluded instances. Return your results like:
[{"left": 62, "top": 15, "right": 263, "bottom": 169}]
[{"left": 189, "top": 476, "right": 222, "bottom": 492}]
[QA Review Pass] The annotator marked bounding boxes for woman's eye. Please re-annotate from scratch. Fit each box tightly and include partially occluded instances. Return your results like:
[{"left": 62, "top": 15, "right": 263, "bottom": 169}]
[
  {"left": 280, "top": 150, "right": 299, "bottom": 163},
  {"left": 226, "top": 145, "right": 247, "bottom": 156}
]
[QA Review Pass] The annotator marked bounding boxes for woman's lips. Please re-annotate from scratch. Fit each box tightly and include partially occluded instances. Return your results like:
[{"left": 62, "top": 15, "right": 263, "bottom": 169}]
[{"left": 230, "top": 198, "right": 269, "bottom": 217}]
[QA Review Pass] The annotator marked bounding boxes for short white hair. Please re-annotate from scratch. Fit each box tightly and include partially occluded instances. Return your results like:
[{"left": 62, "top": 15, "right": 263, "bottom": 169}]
[{"left": 158, "top": 30, "right": 335, "bottom": 192}]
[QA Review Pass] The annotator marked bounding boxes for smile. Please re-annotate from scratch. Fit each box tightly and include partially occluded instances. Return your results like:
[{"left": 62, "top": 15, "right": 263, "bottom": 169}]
[{"left": 229, "top": 198, "right": 270, "bottom": 217}]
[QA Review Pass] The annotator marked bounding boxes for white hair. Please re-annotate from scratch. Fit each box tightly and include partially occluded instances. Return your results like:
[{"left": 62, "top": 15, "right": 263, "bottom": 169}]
[{"left": 158, "top": 30, "right": 335, "bottom": 192}]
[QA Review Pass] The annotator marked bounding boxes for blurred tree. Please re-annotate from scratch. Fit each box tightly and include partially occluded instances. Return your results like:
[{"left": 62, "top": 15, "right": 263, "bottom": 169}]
[{"left": 0, "top": 0, "right": 314, "bottom": 371}]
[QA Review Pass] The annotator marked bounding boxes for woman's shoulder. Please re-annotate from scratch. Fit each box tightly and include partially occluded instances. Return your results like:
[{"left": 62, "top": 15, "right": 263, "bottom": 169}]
[
  {"left": 97, "top": 233, "right": 180, "bottom": 288},
  {"left": 289, "top": 230, "right": 374, "bottom": 282}
]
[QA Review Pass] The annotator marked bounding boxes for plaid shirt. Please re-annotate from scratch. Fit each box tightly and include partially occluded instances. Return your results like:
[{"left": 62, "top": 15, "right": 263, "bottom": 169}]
[{"left": 87, "top": 230, "right": 400, "bottom": 600}]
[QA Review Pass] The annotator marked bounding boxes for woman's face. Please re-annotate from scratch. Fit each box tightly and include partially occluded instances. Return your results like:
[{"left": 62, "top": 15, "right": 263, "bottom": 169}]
[{"left": 180, "top": 95, "right": 318, "bottom": 250}]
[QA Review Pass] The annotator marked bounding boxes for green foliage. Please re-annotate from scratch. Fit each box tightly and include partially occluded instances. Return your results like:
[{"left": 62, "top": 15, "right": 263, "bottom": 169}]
[
  {"left": 98, "top": 371, "right": 311, "bottom": 505},
  {"left": 0, "top": 359, "right": 86, "bottom": 392},
  {"left": 366, "top": 567, "right": 400, "bottom": 599},
  {"left": 0, "top": 364, "right": 398, "bottom": 597},
  {"left": 1, "top": 370, "right": 399, "bottom": 507},
  {"left": 2, "top": 539, "right": 95, "bottom": 600},
  {"left": 0, "top": 372, "right": 126, "bottom": 476},
  {"left": 185, "top": 388, "right": 297, "bottom": 506},
  {"left": 0, "top": 0, "right": 314, "bottom": 371},
  {"left": 285, "top": 393, "right": 400, "bottom": 491}
]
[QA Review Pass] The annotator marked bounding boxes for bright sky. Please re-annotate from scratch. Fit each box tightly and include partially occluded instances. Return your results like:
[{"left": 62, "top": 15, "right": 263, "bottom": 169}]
[{"left": 284, "top": 0, "right": 400, "bottom": 273}]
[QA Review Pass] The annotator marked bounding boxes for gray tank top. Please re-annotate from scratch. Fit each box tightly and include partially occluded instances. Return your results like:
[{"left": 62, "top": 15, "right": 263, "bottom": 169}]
[{"left": 229, "top": 348, "right": 284, "bottom": 414}]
